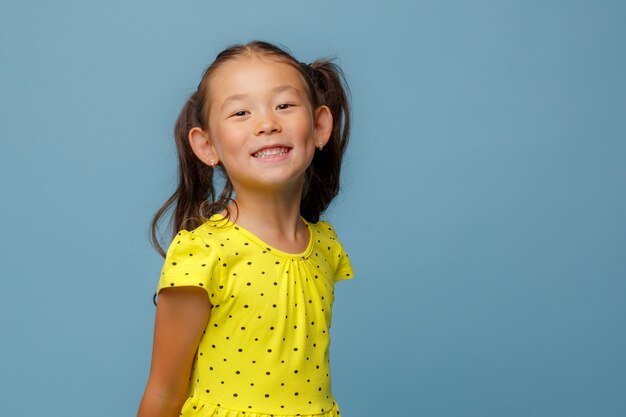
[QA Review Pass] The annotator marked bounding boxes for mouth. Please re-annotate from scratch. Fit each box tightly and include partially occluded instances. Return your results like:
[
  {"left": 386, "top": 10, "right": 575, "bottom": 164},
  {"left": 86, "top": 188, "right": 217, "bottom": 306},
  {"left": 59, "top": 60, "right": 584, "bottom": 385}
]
[{"left": 251, "top": 146, "right": 292, "bottom": 159}]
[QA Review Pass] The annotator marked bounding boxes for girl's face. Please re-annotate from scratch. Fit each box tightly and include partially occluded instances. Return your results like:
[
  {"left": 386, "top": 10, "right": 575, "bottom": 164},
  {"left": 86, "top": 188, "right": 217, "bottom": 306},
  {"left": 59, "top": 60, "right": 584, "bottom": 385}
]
[{"left": 193, "top": 55, "right": 332, "bottom": 194}]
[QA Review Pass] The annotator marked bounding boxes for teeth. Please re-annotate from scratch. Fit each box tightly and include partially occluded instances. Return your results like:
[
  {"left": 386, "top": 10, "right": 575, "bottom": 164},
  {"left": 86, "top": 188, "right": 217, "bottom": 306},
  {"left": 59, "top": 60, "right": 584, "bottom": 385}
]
[{"left": 253, "top": 147, "right": 290, "bottom": 158}]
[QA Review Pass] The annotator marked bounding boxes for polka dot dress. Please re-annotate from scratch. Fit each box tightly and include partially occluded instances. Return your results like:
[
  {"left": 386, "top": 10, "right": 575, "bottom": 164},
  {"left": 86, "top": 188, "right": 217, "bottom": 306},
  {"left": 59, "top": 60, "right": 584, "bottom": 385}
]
[{"left": 157, "top": 214, "right": 353, "bottom": 417}]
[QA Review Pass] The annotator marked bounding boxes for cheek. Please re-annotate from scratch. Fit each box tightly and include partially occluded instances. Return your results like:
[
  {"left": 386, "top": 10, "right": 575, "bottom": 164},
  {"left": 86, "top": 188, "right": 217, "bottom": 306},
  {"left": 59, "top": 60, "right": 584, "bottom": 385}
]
[
  {"left": 213, "top": 126, "right": 245, "bottom": 153},
  {"left": 295, "top": 115, "right": 316, "bottom": 142}
]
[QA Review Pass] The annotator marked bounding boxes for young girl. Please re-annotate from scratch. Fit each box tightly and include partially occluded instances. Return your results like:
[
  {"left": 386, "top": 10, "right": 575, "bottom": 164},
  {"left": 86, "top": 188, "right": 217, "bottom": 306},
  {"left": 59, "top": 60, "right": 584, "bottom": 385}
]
[{"left": 137, "top": 41, "right": 353, "bottom": 417}]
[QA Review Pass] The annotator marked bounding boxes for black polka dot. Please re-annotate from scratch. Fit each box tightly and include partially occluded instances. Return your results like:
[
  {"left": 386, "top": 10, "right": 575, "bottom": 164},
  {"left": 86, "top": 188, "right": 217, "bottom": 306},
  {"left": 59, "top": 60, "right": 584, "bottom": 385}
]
[{"left": 160, "top": 220, "right": 349, "bottom": 405}]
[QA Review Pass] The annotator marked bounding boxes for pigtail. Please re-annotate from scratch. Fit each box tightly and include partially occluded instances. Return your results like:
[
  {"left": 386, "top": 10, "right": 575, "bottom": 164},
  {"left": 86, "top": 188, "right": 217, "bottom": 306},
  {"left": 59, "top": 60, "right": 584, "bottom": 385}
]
[
  {"left": 150, "top": 92, "right": 230, "bottom": 257},
  {"left": 151, "top": 41, "right": 351, "bottom": 256},
  {"left": 301, "top": 60, "right": 351, "bottom": 222}
]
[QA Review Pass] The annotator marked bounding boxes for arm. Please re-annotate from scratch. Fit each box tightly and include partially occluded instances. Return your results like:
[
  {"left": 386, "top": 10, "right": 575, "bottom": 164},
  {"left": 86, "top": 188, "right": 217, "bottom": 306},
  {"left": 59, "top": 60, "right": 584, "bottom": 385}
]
[{"left": 137, "top": 287, "right": 211, "bottom": 417}]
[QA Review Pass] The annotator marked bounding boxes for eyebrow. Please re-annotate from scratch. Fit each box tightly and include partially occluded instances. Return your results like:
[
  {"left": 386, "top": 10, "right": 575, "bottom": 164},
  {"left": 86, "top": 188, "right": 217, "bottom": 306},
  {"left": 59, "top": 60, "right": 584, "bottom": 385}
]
[{"left": 220, "top": 85, "right": 301, "bottom": 110}]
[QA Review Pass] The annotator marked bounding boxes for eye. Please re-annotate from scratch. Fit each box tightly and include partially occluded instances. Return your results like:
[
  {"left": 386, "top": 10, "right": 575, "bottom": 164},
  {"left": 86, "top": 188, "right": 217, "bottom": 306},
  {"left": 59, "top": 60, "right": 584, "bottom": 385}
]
[
  {"left": 276, "top": 103, "right": 295, "bottom": 110},
  {"left": 230, "top": 110, "right": 249, "bottom": 118}
]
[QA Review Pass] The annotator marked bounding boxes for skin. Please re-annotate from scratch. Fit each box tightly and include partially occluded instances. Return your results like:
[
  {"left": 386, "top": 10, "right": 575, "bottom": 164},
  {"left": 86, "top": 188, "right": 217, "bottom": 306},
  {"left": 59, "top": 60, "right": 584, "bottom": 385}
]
[
  {"left": 137, "top": 54, "right": 333, "bottom": 417},
  {"left": 137, "top": 287, "right": 211, "bottom": 417},
  {"left": 190, "top": 54, "right": 332, "bottom": 252}
]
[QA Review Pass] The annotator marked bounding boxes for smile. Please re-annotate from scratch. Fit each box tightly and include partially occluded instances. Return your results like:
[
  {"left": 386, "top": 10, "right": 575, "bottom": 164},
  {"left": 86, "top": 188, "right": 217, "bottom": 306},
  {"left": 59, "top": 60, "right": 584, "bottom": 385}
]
[{"left": 252, "top": 147, "right": 292, "bottom": 159}]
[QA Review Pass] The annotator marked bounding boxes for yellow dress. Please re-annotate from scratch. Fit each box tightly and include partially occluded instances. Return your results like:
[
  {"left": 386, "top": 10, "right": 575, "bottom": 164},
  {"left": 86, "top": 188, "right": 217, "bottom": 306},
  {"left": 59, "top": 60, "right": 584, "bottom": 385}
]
[{"left": 157, "top": 214, "right": 354, "bottom": 417}]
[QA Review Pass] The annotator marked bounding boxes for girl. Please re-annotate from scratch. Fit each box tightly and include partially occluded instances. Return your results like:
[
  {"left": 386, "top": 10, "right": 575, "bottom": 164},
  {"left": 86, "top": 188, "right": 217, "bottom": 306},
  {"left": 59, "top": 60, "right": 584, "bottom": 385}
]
[{"left": 137, "top": 41, "right": 353, "bottom": 417}]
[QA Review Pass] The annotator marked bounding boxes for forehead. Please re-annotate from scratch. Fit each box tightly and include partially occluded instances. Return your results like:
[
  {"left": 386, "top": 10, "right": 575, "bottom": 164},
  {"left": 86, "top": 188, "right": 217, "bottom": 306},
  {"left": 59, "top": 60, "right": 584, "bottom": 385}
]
[{"left": 208, "top": 55, "right": 307, "bottom": 101}]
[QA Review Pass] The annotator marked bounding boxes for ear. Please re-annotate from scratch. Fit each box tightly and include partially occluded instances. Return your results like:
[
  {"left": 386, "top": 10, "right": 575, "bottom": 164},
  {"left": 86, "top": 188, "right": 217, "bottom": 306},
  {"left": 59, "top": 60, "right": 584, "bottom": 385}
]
[
  {"left": 313, "top": 105, "right": 333, "bottom": 148},
  {"left": 189, "top": 127, "right": 219, "bottom": 167}
]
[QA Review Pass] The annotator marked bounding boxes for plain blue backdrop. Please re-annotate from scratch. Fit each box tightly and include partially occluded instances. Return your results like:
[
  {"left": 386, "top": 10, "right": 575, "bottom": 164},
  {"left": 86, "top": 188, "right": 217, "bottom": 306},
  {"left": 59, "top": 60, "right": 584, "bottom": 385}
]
[{"left": 1, "top": 1, "right": 625, "bottom": 416}]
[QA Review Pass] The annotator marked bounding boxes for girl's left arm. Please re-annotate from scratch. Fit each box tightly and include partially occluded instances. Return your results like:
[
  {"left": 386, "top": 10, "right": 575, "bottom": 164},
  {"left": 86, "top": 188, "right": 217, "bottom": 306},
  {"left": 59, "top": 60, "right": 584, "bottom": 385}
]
[{"left": 137, "top": 286, "right": 211, "bottom": 417}]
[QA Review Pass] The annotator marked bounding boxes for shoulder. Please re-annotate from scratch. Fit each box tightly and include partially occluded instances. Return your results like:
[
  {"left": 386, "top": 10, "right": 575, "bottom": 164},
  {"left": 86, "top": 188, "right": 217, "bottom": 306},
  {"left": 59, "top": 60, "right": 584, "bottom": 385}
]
[
  {"left": 310, "top": 219, "right": 354, "bottom": 282},
  {"left": 164, "top": 215, "right": 254, "bottom": 260},
  {"left": 191, "top": 216, "right": 237, "bottom": 242},
  {"left": 165, "top": 227, "right": 214, "bottom": 257},
  {"left": 161, "top": 228, "right": 219, "bottom": 276},
  {"left": 162, "top": 217, "right": 239, "bottom": 273},
  {"left": 309, "top": 219, "right": 341, "bottom": 241},
  {"left": 309, "top": 221, "right": 344, "bottom": 257},
  {"left": 171, "top": 214, "right": 239, "bottom": 246},
  {"left": 158, "top": 221, "right": 232, "bottom": 297}
]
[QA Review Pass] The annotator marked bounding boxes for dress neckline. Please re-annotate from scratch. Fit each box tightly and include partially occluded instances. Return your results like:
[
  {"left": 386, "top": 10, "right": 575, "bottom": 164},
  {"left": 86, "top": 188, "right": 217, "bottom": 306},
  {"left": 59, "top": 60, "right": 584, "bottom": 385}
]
[{"left": 209, "top": 213, "right": 315, "bottom": 259}]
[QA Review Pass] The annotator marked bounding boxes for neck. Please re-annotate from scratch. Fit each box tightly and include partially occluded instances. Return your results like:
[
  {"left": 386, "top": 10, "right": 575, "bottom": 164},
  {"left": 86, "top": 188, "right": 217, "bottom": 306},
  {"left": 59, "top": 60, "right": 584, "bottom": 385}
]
[{"left": 225, "top": 181, "right": 308, "bottom": 250}]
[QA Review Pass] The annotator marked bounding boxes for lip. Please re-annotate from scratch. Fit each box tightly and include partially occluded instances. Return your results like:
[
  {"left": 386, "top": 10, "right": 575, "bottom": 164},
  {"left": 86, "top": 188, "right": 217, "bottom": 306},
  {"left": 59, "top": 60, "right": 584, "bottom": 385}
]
[{"left": 250, "top": 144, "right": 292, "bottom": 156}]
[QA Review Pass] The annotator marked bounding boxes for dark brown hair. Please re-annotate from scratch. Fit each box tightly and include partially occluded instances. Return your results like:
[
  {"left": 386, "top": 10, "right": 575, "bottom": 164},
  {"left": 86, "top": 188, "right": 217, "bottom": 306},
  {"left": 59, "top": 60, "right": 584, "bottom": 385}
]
[{"left": 150, "top": 41, "right": 351, "bottom": 256}]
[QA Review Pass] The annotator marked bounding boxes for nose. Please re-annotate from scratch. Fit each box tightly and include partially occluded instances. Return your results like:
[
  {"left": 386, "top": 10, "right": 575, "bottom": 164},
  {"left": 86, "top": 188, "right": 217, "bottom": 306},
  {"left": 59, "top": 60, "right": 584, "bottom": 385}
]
[{"left": 254, "top": 112, "right": 281, "bottom": 136}]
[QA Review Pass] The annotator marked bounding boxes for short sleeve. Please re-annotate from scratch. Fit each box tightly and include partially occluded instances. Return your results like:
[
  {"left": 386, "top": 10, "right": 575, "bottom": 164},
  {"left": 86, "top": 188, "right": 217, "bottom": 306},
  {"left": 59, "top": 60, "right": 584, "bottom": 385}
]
[
  {"left": 334, "top": 245, "right": 354, "bottom": 282},
  {"left": 157, "top": 230, "right": 220, "bottom": 298},
  {"left": 321, "top": 222, "right": 354, "bottom": 283}
]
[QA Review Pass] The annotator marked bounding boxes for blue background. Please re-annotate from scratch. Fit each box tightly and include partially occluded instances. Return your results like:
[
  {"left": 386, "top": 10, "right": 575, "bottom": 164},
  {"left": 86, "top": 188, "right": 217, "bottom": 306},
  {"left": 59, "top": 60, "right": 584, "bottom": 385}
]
[{"left": 1, "top": 1, "right": 625, "bottom": 416}]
